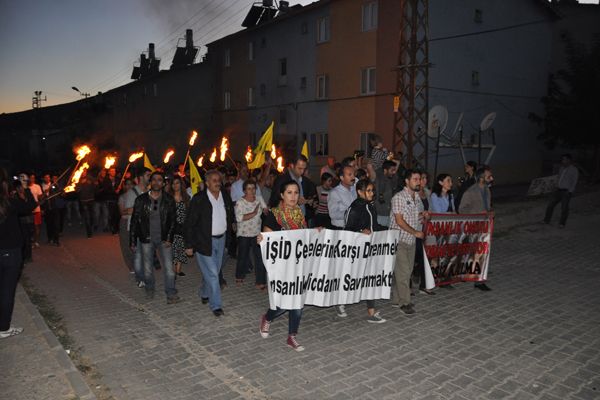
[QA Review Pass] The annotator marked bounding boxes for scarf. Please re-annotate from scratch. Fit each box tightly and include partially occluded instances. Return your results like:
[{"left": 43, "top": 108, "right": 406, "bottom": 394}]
[{"left": 271, "top": 204, "right": 307, "bottom": 230}]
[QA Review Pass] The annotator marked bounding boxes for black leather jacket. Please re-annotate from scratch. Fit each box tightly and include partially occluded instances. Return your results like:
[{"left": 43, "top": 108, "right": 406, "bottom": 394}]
[
  {"left": 184, "top": 189, "right": 234, "bottom": 256},
  {"left": 344, "top": 198, "right": 385, "bottom": 232},
  {"left": 129, "top": 191, "right": 176, "bottom": 246}
]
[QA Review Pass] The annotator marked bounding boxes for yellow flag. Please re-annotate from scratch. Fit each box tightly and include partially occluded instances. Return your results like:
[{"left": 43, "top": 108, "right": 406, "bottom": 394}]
[
  {"left": 247, "top": 121, "right": 274, "bottom": 170},
  {"left": 143, "top": 153, "right": 156, "bottom": 172},
  {"left": 301, "top": 140, "right": 309, "bottom": 160},
  {"left": 188, "top": 155, "right": 202, "bottom": 195}
]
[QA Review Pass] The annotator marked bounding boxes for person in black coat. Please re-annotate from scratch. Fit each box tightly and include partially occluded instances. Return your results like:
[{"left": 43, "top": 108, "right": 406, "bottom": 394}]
[{"left": 342, "top": 179, "right": 387, "bottom": 324}]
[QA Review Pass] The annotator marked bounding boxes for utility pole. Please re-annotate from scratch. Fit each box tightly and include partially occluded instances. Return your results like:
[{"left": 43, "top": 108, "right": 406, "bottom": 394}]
[
  {"left": 393, "top": 0, "right": 429, "bottom": 170},
  {"left": 32, "top": 90, "right": 47, "bottom": 109}
]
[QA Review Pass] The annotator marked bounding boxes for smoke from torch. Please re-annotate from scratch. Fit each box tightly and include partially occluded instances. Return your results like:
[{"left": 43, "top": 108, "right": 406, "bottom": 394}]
[
  {"left": 104, "top": 156, "right": 116, "bottom": 169},
  {"left": 64, "top": 162, "right": 90, "bottom": 192},
  {"left": 163, "top": 149, "right": 175, "bottom": 163},
  {"left": 128, "top": 152, "right": 144, "bottom": 163},
  {"left": 189, "top": 131, "right": 198, "bottom": 146},
  {"left": 245, "top": 146, "right": 253, "bottom": 163},
  {"left": 271, "top": 144, "right": 277, "bottom": 159},
  {"left": 276, "top": 156, "right": 284, "bottom": 173},
  {"left": 219, "top": 137, "right": 228, "bottom": 162}
]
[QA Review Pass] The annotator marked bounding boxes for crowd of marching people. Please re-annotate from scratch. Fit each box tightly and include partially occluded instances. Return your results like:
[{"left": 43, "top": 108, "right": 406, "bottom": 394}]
[{"left": 0, "top": 134, "right": 498, "bottom": 348}]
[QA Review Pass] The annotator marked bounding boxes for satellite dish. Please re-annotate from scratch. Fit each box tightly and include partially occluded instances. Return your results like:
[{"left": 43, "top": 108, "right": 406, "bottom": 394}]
[
  {"left": 480, "top": 112, "right": 497, "bottom": 131},
  {"left": 443, "top": 112, "right": 464, "bottom": 143},
  {"left": 428, "top": 105, "right": 448, "bottom": 138}
]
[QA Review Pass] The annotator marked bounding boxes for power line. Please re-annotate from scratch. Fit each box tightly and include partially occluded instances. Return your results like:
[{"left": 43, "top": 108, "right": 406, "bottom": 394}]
[
  {"left": 429, "top": 85, "right": 539, "bottom": 100},
  {"left": 429, "top": 19, "right": 552, "bottom": 42}
]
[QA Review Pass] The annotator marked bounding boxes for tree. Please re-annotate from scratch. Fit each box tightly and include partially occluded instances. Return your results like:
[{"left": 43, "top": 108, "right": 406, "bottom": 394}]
[{"left": 530, "top": 33, "right": 600, "bottom": 181}]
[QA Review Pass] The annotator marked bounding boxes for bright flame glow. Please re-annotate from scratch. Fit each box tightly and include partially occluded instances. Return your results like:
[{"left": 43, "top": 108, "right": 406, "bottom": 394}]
[
  {"left": 276, "top": 156, "right": 284, "bottom": 173},
  {"left": 245, "top": 146, "right": 253, "bottom": 163},
  {"left": 219, "top": 137, "right": 228, "bottom": 162},
  {"left": 163, "top": 149, "right": 175, "bottom": 163},
  {"left": 64, "top": 162, "right": 89, "bottom": 192},
  {"left": 270, "top": 144, "right": 277, "bottom": 159},
  {"left": 210, "top": 148, "right": 217, "bottom": 163},
  {"left": 128, "top": 152, "right": 144, "bottom": 163},
  {"left": 189, "top": 130, "right": 198, "bottom": 146},
  {"left": 104, "top": 156, "right": 116, "bottom": 169},
  {"left": 75, "top": 145, "right": 91, "bottom": 161},
  {"left": 197, "top": 155, "right": 204, "bottom": 167}
]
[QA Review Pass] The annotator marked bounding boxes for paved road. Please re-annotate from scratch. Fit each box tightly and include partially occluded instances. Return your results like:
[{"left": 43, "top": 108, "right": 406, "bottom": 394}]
[{"left": 12, "top": 203, "right": 600, "bottom": 399}]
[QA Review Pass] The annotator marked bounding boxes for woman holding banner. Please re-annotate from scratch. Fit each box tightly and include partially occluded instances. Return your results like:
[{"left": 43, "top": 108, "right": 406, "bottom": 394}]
[
  {"left": 258, "top": 180, "right": 307, "bottom": 352},
  {"left": 343, "top": 179, "right": 387, "bottom": 323}
]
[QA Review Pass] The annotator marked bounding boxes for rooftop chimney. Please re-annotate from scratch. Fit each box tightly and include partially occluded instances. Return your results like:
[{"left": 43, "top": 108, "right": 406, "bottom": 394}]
[{"left": 149, "top": 43, "right": 155, "bottom": 60}]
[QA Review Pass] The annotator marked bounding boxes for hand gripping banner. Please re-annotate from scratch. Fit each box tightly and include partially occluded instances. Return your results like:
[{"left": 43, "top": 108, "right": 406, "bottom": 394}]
[
  {"left": 260, "top": 229, "right": 400, "bottom": 310},
  {"left": 423, "top": 213, "right": 494, "bottom": 288}
]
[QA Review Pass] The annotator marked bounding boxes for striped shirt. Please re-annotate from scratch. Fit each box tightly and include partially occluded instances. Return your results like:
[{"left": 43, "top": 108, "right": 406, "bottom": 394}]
[
  {"left": 316, "top": 186, "right": 329, "bottom": 215},
  {"left": 389, "top": 187, "right": 422, "bottom": 245}
]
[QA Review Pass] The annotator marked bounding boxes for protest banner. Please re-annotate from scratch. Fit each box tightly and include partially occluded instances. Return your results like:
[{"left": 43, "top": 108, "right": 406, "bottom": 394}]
[
  {"left": 423, "top": 213, "right": 493, "bottom": 287},
  {"left": 260, "top": 229, "right": 399, "bottom": 310}
]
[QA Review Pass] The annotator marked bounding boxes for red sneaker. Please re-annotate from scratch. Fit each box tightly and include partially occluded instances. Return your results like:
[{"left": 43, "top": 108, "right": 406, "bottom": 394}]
[
  {"left": 259, "top": 314, "right": 270, "bottom": 338},
  {"left": 287, "top": 335, "right": 305, "bottom": 352}
]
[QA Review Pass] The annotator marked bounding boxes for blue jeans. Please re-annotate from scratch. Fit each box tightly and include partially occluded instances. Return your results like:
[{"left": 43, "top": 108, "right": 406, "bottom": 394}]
[
  {"left": 266, "top": 307, "right": 303, "bottom": 335},
  {"left": 132, "top": 239, "right": 143, "bottom": 284},
  {"left": 195, "top": 235, "right": 225, "bottom": 311},
  {"left": 141, "top": 240, "right": 177, "bottom": 298}
]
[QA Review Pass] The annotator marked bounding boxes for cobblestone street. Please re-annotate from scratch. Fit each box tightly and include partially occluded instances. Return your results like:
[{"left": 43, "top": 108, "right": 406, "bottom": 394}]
[{"left": 6, "top": 200, "right": 600, "bottom": 400}]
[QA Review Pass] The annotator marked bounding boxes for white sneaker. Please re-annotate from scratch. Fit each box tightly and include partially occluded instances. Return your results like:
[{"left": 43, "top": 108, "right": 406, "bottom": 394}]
[
  {"left": 137, "top": 281, "right": 145, "bottom": 288},
  {"left": 0, "top": 326, "right": 23, "bottom": 339},
  {"left": 335, "top": 305, "right": 347, "bottom": 318}
]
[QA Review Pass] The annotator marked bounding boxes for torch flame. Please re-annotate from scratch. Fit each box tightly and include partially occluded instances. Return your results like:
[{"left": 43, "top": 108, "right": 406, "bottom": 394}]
[
  {"left": 245, "top": 146, "right": 253, "bottom": 163},
  {"left": 270, "top": 144, "right": 277, "bottom": 159},
  {"left": 219, "top": 137, "right": 229, "bottom": 162},
  {"left": 75, "top": 145, "right": 91, "bottom": 161},
  {"left": 128, "top": 151, "right": 144, "bottom": 163},
  {"left": 64, "top": 162, "right": 89, "bottom": 192},
  {"left": 210, "top": 148, "right": 217, "bottom": 163},
  {"left": 276, "top": 156, "right": 284, "bottom": 173},
  {"left": 163, "top": 149, "right": 175, "bottom": 163},
  {"left": 104, "top": 156, "right": 116, "bottom": 169},
  {"left": 189, "top": 130, "right": 198, "bottom": 146},
  {"left": 197, "top": 155, "right": 204, "bottom": 167}
]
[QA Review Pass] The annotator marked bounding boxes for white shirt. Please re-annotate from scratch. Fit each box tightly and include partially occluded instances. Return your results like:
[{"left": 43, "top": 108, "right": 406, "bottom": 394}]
[
  {"left": 208, "top": 190, "right": 227, "bottom": 236},
  {"left": 235, "top": 196, "right": 267, "bottom": 237},
  {"left": 230, "top": 179, "right": 244, "bottom": 202},
  {"left": 328, "top": 183, "right": 357, "bottom": 228},
  {"left": 29, "top": 183, "right": 42, "bottom": 213},
  {"left": 557, "top": 165, "right": 578, "bottom": 193}
]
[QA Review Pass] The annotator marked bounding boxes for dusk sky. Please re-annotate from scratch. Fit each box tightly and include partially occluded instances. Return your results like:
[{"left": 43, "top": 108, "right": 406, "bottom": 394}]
[
  {"left": 0, "top": 0, "right": 314, "bottom": 114},
  {"left": 0, "top": 0, "right": 597, "bottom": 115}
]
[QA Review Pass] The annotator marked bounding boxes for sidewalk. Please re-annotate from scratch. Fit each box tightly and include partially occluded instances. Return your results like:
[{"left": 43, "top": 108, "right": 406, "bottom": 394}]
[{"left": 0, "top": 285, "right": 96, "bottom": 400}]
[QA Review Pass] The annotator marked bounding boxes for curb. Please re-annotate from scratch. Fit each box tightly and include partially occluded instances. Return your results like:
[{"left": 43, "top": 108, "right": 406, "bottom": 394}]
[{"left": 17, "top": 285, "right": 98, "bottom": 400}]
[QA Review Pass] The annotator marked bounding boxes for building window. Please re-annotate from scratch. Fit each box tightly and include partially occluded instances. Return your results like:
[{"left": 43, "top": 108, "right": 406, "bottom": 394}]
[
  {"left": 278, "top": 58, "right": 287, "bottom": 86},
  {"left": 360, "top": 132, "right": 376, "bottom": 154},
  {"left": 301, "top": 21, "right": 308, "bottom": 34},
  {"left": 316, "top": 75, "right": 329, "bottom": 99},
  {"left": 248, "top": 87, "right": 255, "bottom": 107},
  {"left": 310, "top": 132, "right": 328, "bottom": 156},
  {"left": 260, "top": 83, "right": 266, "bottom": 96},
  {"left": 248, "top": 41, "right": 254, "bottom": 61},
  {"left": 362, "top": 1, "right": 378, "bottom": 31},
  {"left": 474, "top": 9, "right": 482, "bottom": 23},
  {"left": 280, "top": 108, "right": 287, "bottom": 125},
  {"left": 300, "top": 76, "right": 307, "bottom": 90},
  {"left": 317, "top": 16, "right": 330, "bottom": 43},
  {"left": 360, "top": 67, "right": 376, "bottom": 95},
  {"left": 153, "top": 83, "right": 158, "bottom": 97},
  {"left": 224, "top": 91, "right": 231, "bottom": 110},
  {"left": 224, "top": 48, "right": 230, "bottom": 67},
  {"left": 471, "top": 70, "right": 480, "bottom": 86}
]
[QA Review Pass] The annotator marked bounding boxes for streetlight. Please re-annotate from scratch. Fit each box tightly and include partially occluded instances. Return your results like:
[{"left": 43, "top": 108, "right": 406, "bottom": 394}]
[{"left": 72, "top": 86, "right": 90, "bottom": 98}]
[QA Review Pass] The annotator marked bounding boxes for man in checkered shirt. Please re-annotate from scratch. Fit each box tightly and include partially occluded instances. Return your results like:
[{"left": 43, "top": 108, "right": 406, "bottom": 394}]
[{"left": 389, "top": 169, "right": 427, "bottom": 315}]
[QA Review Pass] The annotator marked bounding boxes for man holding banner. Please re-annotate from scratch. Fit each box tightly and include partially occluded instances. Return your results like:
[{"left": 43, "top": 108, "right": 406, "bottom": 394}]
[{"left": 389, "top": 169, "right": 426, "bottom": 315}]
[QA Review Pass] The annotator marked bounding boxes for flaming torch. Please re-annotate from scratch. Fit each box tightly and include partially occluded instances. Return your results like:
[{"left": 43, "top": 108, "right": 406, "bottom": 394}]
[
  {"left": 276, "top": 156, "right": 284, "bottom": 173},
  {"left": 182, "top": 130, "right": 198, "bottom": 170},
  {"left": 271, "top": 144, "right": 277, "bottom": 159},
  {"left": 117, "top": 151, "right": 144, "bottom": 191},
  {"left": 197, "top": 155, "right": 204, "bottom": 168},
  {"left": 64, "top": 162, "right": 90, "bottom": 193},
  {"left": 209, "top": 148, "right": 217, "bottom": 163},
  {"left": 104, "top": 155, "right": 116, "bottom": 169},
  {"left": 219, "top": 137, "right": 229, "bottom": 162},
  {"left": 245, "top": 146, "right": 253, "bottom": 163},
  {"left": 61, "top": 145, "right": 92, "bottom": 186},
  {"left": 163, "top": 149, "right": 175, "bottom": 164}
]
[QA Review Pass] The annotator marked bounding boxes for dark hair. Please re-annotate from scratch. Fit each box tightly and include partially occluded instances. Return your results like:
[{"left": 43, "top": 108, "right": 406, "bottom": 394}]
[
  {"left": 475, "top": 165, "right": 491, "bottom": 182},
  {"left": 432, "top": 173, "right": 451, "bottom": 197},
  {"left": 356, "top": 179, "right": 373, "bottom": 193},
  {"left": 382, "top": 160, "right": 396, "bottom": 171},
  {"left": 293, "top": 155, "right": 308, "bottom": 165},
  {"left": 341, "top": 156, "right": 355, "bottom": 167},
  {"left": 242, "top": 179, "right": 257, "bottom": 191},
  {"left": 150, "top": 171, "right": 165, "bottom": 181},
  {"left": 320, "top": 172, "right": 333, "bottom": 183},
  {"left": 403, "top": 169, "right": 421, "bottom": 181},
  {"left": 135, "top": 167, "right": 151, "bottom": 178},
  {"left": 466, "top": 160, "right": 477, "bottom": 170},
  {"left": 356, "top": 168, "right": 367, "bottom": 180},
  {"left": 561, "top": 153, "right": 572, "bottom": 161},
  {"left": 279, "top": 179, "right": 300, "bottom": 197},
  {"left": 338, "top": 165, "right": 354, "bottom": 178},
  {"left": 170, "top": 176, "right": 190, "bottom": 205}
]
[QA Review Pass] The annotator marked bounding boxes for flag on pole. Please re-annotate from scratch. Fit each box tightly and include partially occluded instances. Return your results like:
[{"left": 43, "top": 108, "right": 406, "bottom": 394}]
[
  {"left": 144, "top": 153, "right": 156, "bottom": 172},
  {"left": 301, "top": 140, "right": 309, "bottom": 160},
  {"left": 247, "top": 121, "right": 274, "bottom": 170},
  {"left": 188, "top": 155, "right": 202, "bottom": 195}
]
